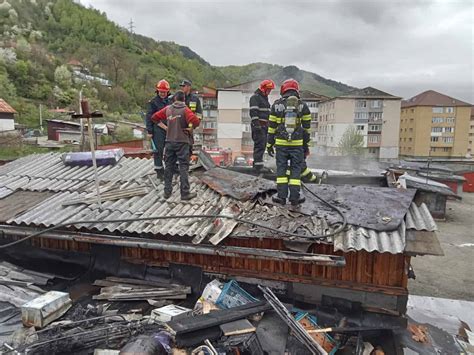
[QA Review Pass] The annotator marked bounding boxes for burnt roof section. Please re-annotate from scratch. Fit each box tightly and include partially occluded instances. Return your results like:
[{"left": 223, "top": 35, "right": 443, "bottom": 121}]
[
  {"left": 0, "top": 153, "right": 439, "bottom": 255},
  {"left": 402, "top": 90, "right": 472, "bottom": 108},
  {"left": 0, "top": 99, "right": 17, "bottom": 114}
]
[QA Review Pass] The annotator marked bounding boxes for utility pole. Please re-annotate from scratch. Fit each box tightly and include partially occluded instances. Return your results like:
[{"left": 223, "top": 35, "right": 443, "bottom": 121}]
[
  {"left": 128, "top": 18, "right": 135, "bottom": 34},
  {"left": 39, "top": 104, "right": 43, "bottom": 133},
  {"left": 79, "top": 86, "right": 85, "bottom": 151}
]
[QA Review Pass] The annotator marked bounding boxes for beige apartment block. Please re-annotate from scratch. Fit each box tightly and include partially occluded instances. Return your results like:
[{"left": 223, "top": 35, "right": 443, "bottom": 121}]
[
  {"left": 318, "top": 87, "right": 401, "bottom": 159},
  {"left": 400, "top": 90, "right": 472, "bottom": 158}
]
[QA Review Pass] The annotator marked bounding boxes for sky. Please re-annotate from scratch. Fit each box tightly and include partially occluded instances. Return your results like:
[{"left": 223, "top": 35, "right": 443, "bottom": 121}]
[{"left": 79, "top": 0, "right": 473, "bottom": 102}]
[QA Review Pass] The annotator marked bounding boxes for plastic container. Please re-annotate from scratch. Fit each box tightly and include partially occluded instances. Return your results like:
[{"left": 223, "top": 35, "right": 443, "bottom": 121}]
[{"left": 215, "top": 280, "right": 258, "bottom": 309}]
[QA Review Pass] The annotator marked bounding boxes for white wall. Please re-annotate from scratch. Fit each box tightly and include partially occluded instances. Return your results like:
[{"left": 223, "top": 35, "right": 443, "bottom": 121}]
[
  {"left": 218, "top": 91, "right": 243, "bottom": 110},
  {"left": 0, "top": 119, "right": 15, "bottom": 132},
  {"left": 218, "top": 123, "right": 244, "bottom": 139}
]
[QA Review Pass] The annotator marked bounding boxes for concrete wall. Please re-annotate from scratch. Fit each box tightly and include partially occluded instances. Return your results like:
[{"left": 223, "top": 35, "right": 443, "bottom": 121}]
[
  {"left": 218, "top": 90, "right": 243, "bottom": 110},
  {"left": 0, "top": 118, "right": 15, "bottom": 132},
  {"left": 380, "top": 99, "right": 401, "bottom": 159}
]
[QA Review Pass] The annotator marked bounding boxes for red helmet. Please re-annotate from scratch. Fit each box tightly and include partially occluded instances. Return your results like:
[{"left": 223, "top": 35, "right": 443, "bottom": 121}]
[
  {"left": 259, "top": 79, "right": 275, "bottom": 92},
  {"left": 155, "top": 79, "right": 170, "bottom": 92},
  {"left": 280, "top": 79, "right": 300, "bottom": 95}
]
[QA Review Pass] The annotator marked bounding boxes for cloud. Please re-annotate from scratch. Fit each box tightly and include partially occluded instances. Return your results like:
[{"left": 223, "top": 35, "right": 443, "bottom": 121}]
[{"left": 80, "top": 0, "right": 473, "bottom": 102}]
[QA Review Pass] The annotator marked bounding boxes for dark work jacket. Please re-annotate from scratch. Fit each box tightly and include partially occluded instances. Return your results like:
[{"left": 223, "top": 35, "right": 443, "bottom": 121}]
[
  {"left": 152, "top": 102, "right": 200, "bottom": 144},
  {"left": 145, "top": 95, "right": 170, "bottom": 134},
  {"left": 249, "top": 89, "right": 271, "bottom": 122},
  {"left": 184, "top": 93, "right": 203, "bottom": 118}
]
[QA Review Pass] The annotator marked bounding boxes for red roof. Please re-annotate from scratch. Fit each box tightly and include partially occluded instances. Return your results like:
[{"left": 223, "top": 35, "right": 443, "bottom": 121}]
[
  {"left": 0, "top": 99, "right": 17, "bottom": 114},
  {"left": 67, "top": 59, "right": 83, "bottom": 66},
  {"left": 402, "top": 90, "right": 471, "bottom": 108}
]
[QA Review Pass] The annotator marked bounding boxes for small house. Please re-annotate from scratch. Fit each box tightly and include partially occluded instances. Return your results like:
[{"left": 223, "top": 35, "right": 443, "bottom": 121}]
[{"left": 0, "top": 98, "right": 17, "bottom": 132}]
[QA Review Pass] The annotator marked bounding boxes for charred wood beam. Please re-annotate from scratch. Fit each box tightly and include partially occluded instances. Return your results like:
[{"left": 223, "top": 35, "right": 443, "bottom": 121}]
[{"left": 0, "top": 226, "right": 346, "bottom": 267}]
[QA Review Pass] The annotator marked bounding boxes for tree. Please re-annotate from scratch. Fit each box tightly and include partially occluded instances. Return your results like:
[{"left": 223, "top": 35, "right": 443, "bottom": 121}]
[
  {"left": 54, "top": 64, "right": 71, "bottom": 87},
  {"left": 338, "top": 126, "right": 364, "bottom": 155}
]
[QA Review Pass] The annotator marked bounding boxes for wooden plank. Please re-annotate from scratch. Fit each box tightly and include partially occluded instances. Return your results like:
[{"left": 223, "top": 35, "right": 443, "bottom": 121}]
[{"left": 220, "top": 319, "right": 256, "bottom": 336}]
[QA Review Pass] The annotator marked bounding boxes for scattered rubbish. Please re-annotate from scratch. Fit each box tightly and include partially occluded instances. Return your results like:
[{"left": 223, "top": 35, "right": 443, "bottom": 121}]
[
  {"left": 120, "top": 332, "right": 171, "bottom": 355},
  {"left": 21, "top": 291, "right": 72, "bottom": 328},
  {"left": 200, "top": 279, "right": 223, "bottom": 304},
  {"left": 220, "top": 319, "right": 256, "bottom": 336},
  {"left": 216, "top": 280, "right": 259, "bottom": 309},
  {"left": 295, "top": 311, "right": 338, "bottom": 353},
  {"left": 191, "top": 339, "right": 218, "bottom": 355},
  {"left": 151, "top": 305, "right": 192, "bottom": 323},
  {"left": 259, "top": 285, "right": 328, "bottom": 354},
  {"left": 62, "top": 148, "right": 124, "bottom": 167},
  {"left": 94, "top": 350, "right": 120, "bottom": 355},
  {"left": 93, "top": 277, "right": 191, "bottom": 302},
  {"left": 408, "top": 323, "right": 429, "bottom": 343}
]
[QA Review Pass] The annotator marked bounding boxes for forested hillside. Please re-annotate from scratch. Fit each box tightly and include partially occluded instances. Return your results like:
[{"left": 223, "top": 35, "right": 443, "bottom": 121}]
[{"left": 0, "top": 0, "right": 353, "bottom": 129}]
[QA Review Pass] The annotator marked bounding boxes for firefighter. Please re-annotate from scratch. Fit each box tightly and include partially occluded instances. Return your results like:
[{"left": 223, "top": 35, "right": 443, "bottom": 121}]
[
  {"left": 249, "top": 79, "right": 275, "bottom": 172},
  {"left": 179, "top": 79, "right": 202, "bottom": 156},
  {"left": 145, "top": 80, "right": 171, "bottom": 179},
  {"left": 266, "top": 79, "right": 312, "bottom": 205},
  {"left": 152, "top": 90, "right": 200, "bottom": 200}
]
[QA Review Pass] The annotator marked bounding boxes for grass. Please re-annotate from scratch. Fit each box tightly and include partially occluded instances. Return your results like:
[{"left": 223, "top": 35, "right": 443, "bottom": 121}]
[{"left": 0, "top": 145, "right": 74, "bottom": 160}]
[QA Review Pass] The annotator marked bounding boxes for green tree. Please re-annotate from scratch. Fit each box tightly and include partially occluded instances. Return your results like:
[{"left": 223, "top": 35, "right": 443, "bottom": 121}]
[
  {"left": 54, "top": 64, "right": 72, "bottom": 87},
  {"left": 338, "top": 126, "right": 364, "bottom": 155}
]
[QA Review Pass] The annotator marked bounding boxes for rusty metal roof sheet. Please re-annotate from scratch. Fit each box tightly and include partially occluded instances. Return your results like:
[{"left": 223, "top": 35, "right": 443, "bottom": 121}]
[{"left": 0, "top": 153, "right": 438, "bottom": 254}]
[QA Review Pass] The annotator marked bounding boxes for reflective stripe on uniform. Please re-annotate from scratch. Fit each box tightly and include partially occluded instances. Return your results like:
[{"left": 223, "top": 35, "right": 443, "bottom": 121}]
[
  {"left": 268, "top": 127, "right": 276, "bottom": 134},
  {"left": 309, "top": 175, "right": 317, "bottom": 182},
  {"left": 258, "top": 108, "right": 271, "bottom": 112},
  {"left": 301, "top": 168, "right": 311, "bottom": 177},
  {"left": 269, "top": 115, "right": 281, "bottom": 123},
  {"left": 277, "top": 176, "right": 288, "bottom": 184},
  {"left": 254, "top": 161, "right": 264, "bottom": 166},
  {"left": 250, "top": 106, "right": 259, "bottom": 110},
  {"left": 289, "top": 179, "right": 301, "bottom": 186},
  {"left": 266, "top": 143, "right": 273, "bottom": 148},
  {"left": 286, "top": 169, "right": 291, "bottom": 176},
  {"left": 301, "top": 114, "right": 312, "bottom": 121},
  {"left": 275, "top": 138, "right": 303, "bottom": 146}
]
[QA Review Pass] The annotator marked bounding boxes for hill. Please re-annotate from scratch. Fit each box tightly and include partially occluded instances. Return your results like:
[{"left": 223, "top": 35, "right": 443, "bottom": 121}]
[{"left": 0, "top": 0, "right": 354, "bottom": 130}]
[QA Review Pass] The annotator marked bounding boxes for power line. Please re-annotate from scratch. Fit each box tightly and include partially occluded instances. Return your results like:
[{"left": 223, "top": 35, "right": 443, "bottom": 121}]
[{"left": 128, "top": 18, "right": 134, "bottom": 34}]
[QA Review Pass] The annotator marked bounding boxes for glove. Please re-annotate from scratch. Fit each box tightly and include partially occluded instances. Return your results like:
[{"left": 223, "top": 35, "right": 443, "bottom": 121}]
[
  {"left": 267, "top": 145, "right": 275, "bottom": 157},
  {"left": 304, "top": 147, "right": 310, "bottom": 158}
]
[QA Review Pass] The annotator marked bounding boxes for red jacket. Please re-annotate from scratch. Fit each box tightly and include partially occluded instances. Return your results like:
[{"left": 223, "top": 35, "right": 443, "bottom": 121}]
[{"left": 152, "top": 102, "right": 200, "bottom": 143}]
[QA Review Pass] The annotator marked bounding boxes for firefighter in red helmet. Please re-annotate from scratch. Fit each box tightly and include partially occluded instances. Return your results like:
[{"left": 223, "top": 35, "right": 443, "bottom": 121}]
[
  {"left": 266, "top": 79, "right": 312, "bottom": 205},
  {"left": 249, "top": 79, "right": 275, "bottom": 172},
  {"left": 145, "top": 80, "right": 171, "bottom": 179}
]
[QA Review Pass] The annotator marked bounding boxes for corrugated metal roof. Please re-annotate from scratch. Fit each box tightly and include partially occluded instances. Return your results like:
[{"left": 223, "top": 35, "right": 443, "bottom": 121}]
[
  {"left": 0, "top": 153, "right": 438, "bottom": 254},
  {"left": 405, "top": 202, "right": 437, "bottom": 231}
]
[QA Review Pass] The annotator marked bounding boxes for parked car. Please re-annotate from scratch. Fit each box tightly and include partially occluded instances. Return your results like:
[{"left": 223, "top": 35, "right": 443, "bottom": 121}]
[{"left": 233, "top": 156, "right": 248, "bottom": 167}]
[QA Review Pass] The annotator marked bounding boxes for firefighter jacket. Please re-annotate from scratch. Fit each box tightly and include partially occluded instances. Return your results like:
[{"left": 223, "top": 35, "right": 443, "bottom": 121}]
[
  {"left": 152, "top": 102, "right": 200, "bottom": 144},
  {"left": 249, "top": 89, "right": 271, "bottom": 122},
  {"left": 267, "top": 91, "right": 312, "bottom": 148},
  {"left": 185, "top": 93, "right": 203, "bottom": 120},
  {"left": 145, "top": 95, "right": 170, "bottom": 134}
]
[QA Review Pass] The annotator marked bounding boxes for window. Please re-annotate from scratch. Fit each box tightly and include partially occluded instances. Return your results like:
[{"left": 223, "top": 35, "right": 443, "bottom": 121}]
[
  {"left": 354, "top": 112, "right": 368, "bottom": 120},
  {"left": 444, "top": 127, "right": 454, "bottom": 133},
  {"left": 243, "top": 124, "right": 250, "bottom": 132},
  {"left": 409, "top": 128, "right": 413, "bottom": 132},
  {"left": 431, "top": 127, "right": 443, "bottom": 133},
  {"left": 446, "top": 117, "right": 455, "bottom": 124},
  {"left": 443, "top": 137, "right": 454, "bottom": 143},
  {"left": 357, "top": 125, "right": 365, "bottom": 131},
  {"left": 411, "top": 109, "right": 415, "bottom": 113},
  {"left": 368, "top": 135, "right": 380, "bottom": 143},
  {"left": 356, "top": 100, "right": 367, "bottom": 108},
  {"left": 409, "top": 138, "right": 412, "bottom": 142},
  {"left": 432, "top": 107, "right": 443, "bottom": 113},
  {"left": 203, "top": 121, "right": 217, "bottom": 129},
  {"left": 432, "top": 117, "right": 443, "bottom": 123},
  {"left": 369, "top": 148, "right": 378, "bottom": 154},
  {"left": 369, "top": 124, "right": 381, "bottom": 131},
  {"left": 410, "top": 118, "right": 414, "bottom": 122},
  {"left": 371, "top": 100, "right": 382, "bottom": 108},
  {"left": 369, "top": 112, "right": 383, "bottom": 121},
  {"left": 446, "top": 107, "right": 454, "bottom": 113},
  {"left": 443, "top": 147, "right": 450, "bottom": 152},
  {"left": 431, "top": 137, "right": 439, "bottom": 142}
]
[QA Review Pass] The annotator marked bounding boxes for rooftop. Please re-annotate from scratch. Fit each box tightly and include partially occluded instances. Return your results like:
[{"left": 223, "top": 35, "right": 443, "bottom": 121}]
[
  {"left": 402, "top": 90, "right": 472, "bottom": 108},
  {"left": 0, "top": 98, "right": 17, "bottom": 114},
  {"left": 338, "top": 86, "right": 400, "bottom": 100},
  {"left": 0, "top": 153, "right": 440, "bottom": 256}
]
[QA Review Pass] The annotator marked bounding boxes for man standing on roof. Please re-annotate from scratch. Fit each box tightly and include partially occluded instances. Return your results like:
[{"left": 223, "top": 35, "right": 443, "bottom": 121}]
[
  {"left": 145, "top": 80, "right": 171, "bottom": 179},
  {"left": 249, "top": 79, "right": 275, "bottom": 172},
  {"left": 266, "top": 79, "right": 312, "bottom": 206},
  {"left": 152, "top": 91, "right": 200, "bottom": 201},
  {"left": 179, "top": 79, "right": 202, "bottom": 156}
]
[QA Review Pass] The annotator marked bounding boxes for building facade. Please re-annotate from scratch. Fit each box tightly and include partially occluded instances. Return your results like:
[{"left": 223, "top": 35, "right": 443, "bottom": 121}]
[
  {"left": 468, "top": 107, "right": 474, "bottom": 158},
  {"left": 399, "top": 90, "right": 471, "bottom": 158},
  {"left": 194, "top": 86, "right": 218, "bottom": 150},
  {"left": 318, "top": 87, "right": 401, "bottom": 159}
]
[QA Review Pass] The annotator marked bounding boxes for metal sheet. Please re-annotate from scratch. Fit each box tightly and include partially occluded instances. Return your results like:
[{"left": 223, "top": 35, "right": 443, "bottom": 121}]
[
  {"left": 405, "top": 203, "right": 437, "bottom": 231},
  {"left": 200, "top": 168, "right": 275, "bottom": 201}
]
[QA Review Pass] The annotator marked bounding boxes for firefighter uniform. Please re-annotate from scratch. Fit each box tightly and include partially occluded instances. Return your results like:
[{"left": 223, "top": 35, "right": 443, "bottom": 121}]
[
  {"left": 267, "top": 86, "right": 312, "bottom": 205},
  {"left": 145, "top": 95, "right": 170, "bottom": 177},
  {"left": 249, "top": 88, "right": 271, "bottom": 170}
]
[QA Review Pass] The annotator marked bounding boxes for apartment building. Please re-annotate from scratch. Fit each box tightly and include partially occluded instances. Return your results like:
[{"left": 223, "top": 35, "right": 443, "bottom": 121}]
[
  {"left": 217, "top": 81, "right": 327, "bottom": 159},
  {"left": 318, "top": 87, "right": 402, "bottom": 159},
  {"left": 468, "top": 107, "right": 474, "bottom": 157},
  {"left": 399, "top": 90, "right": 471, "bottom": 158},
  {"left": 194, "top": 86, "right": 218, "bottom": 149}
]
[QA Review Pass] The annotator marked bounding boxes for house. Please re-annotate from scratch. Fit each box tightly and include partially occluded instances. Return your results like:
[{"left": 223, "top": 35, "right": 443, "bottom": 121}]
[
  {"left": 0, "top": 98, "right": 17, "bottom": 132},
  {"left": 400, "top": 90, "right": 472, "bottom": 158},
  {"left": 0, "top": 153, "right": 443, "bottom": 316},
  {"left": 318, "top": 87, "right": 402, "bottom": 159},
  {"left": 46, "top": 119, "right": 82, "bottom": 141},
  {"left": 195, "top": 86, "right": 218, "bottom": 149},
  {"left": 468, "top": 106, "right": 474, "bottom": 157}
]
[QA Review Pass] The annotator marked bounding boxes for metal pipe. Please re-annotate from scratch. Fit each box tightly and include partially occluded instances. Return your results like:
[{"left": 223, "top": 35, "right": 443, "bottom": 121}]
[{"left": 0, "top": 226, "right": 345, "bottom": 266}]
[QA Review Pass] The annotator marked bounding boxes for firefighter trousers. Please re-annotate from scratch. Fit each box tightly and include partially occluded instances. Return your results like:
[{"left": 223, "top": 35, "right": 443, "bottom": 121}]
[
  {"left": 164, "top": 142, "right": 190, "bottom": 197},
  {"left": 275, "top": 146, "right": 304, "bottom": 202},
  {"left": 152, "top": 125, "right": 166, "bottom": 171},
  {"left": 251, "top": 120, "right": 268, "bottom": 169}
]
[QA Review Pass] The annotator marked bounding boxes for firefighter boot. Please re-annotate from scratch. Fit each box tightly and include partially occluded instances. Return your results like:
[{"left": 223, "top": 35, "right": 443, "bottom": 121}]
[
  {"left": 181, "top": 192, "right": 197, "bottom": 201},
  {"left": 290, "top": 196, "right": 306, "bottom": 206},
  {"left": 156, "top": 168, "right": 164, "bottom": 180},
  {"left": 272, "top": 195, "right": 286, "bottom": 205}
]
